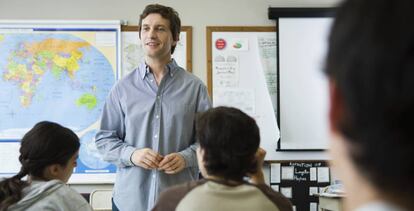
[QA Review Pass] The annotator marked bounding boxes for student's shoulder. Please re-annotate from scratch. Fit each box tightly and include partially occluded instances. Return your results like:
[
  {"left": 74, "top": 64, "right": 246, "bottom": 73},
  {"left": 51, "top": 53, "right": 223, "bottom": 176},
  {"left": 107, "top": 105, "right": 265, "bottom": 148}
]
[
  {"left": 54, "top": 183, "right": 92, "bottom": 210},
  {"left": 26, "top": 180, "right": 91, "bottom": 211},
  {"left": 254, "top": 184, "right": 293, "bottom": 211},
  {"left": 167, "top": 179, "right": 205, "bottom": 193},
  {"left": 152, "top": 180, "right": 207, "bottom": 211}
]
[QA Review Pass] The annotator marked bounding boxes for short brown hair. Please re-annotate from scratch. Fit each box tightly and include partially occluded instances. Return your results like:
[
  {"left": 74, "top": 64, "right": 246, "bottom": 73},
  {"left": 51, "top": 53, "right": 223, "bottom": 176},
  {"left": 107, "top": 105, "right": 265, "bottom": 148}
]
[
  {"left": 196, "top": 107, "right": 260, "bottom": 182},
  {"left": 138, "top": 4, "right": 181, "bottom": 54}
]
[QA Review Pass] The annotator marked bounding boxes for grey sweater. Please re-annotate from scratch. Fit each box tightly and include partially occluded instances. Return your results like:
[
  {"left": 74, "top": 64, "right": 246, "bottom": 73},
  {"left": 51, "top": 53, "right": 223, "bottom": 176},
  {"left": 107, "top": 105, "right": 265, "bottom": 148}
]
[{"left": 9, "top": 179, "right": 92, "bottom": 211}]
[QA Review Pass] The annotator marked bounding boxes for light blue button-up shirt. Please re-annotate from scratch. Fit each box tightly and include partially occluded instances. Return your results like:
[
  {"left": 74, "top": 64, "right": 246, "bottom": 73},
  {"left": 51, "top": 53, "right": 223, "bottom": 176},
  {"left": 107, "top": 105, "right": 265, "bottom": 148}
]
[{"left": 95, "top": 59, "right": 211, "bottom": 211}]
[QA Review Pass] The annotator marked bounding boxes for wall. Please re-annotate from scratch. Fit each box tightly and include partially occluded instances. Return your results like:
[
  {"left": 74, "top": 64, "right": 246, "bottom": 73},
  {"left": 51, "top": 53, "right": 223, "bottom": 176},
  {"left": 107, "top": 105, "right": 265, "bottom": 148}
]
[
  {"left": 0, "top": 0, "right": 340, "bottom": 83},
  {"left": 0, "top": 0, "right": 340, "bottom": 193}
]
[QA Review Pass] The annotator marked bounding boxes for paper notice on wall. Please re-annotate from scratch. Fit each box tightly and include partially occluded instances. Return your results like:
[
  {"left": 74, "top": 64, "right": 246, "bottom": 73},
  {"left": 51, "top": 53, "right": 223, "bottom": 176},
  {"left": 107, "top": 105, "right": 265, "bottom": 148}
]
[
  {"left": 229, "top": 38, "right": 249, "bottom": 51},
  {"left": 257, "top": 36, "right": 277, "bottom": 113},
  {"left": 270, "top": 163, "right": 281, "bottom": 183},
  {"left": 280, "top": 187, "right": 293, "bottom": 198},
  {"left": 271, "top": 185, "right": 279, "bottom": 192},
  {"left": 213, "top": 55, "right": 239, "bottom": 88},
  {"left": 310, "top": 167, "right": 317, "bottom": 181},
  {"left": 281, "top": 166, "right": 294, "bottom": 180},
  {"left": 310, "top": 202, "right": 318, "bottom": 211},
  {"left": 317, "top": 167, "right": 330, "bottom": 183},
  {"left": 213, "top": 88, "right": 255, "bottom": 116},
  {"left": 309, "top": 187, "right": 319, "bottom": 196}
]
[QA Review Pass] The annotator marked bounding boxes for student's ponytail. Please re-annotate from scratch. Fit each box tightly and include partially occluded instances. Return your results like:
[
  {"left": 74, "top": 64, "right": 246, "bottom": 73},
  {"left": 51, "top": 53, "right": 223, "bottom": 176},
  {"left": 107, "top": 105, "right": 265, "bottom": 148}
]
[
  {"left": 0, "top": 121, "right": 80, "bottom": 211},
  {"left": 0, "top": 167, "right": 29, "bottom": 211}
]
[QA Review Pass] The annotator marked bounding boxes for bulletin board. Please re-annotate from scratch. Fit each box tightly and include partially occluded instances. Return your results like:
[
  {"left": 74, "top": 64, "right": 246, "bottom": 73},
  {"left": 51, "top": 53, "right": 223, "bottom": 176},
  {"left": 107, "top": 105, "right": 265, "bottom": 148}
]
[
  {"left": 207, "top": 26, "right": 280, "bottom": 160},
  {"left": 121, "top": 25, "right": 192, "bottom": 77},
  {"left": 268, "top": 161, "right": 331, "bottom": 211}
]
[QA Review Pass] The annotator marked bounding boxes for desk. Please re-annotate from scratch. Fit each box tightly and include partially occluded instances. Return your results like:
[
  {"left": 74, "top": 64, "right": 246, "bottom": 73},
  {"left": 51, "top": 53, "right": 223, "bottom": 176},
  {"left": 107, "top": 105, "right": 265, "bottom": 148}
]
[{"left": 317, "top": 193, "right": 344, "bottom": 211}]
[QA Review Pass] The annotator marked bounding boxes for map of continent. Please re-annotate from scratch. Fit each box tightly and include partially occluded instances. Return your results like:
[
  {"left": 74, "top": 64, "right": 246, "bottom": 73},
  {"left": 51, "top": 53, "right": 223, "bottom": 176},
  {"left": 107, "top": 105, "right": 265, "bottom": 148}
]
[{"left": 0, "top": 32, "right": 115, "bottom": 140}]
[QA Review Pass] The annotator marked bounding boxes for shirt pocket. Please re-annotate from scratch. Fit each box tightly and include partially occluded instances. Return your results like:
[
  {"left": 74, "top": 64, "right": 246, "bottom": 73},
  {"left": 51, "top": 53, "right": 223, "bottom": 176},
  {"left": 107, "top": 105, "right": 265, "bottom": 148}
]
[{"left": 164, "top": 102, "right": 195, "bottom": 129}]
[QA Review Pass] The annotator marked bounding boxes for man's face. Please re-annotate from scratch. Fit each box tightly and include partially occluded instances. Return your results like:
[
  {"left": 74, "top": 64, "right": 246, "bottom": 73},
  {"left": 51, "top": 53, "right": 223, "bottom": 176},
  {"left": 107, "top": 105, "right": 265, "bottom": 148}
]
[{"left": 140, "top": 13, "right": 177, "bottom": 61}]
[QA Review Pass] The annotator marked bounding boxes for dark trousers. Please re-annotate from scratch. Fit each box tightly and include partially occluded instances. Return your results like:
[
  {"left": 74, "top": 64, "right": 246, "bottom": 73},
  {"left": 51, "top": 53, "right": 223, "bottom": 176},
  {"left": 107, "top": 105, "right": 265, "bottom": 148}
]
[{"left": 112, "top": 198, "right": 120, "bottom": 211}]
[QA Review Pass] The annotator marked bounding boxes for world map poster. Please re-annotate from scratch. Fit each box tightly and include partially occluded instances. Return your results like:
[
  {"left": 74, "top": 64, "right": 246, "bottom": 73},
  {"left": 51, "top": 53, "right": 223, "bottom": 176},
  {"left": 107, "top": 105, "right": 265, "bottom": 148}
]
[{"left": 0, "top": 21, "right": 120, "bottom": 183}]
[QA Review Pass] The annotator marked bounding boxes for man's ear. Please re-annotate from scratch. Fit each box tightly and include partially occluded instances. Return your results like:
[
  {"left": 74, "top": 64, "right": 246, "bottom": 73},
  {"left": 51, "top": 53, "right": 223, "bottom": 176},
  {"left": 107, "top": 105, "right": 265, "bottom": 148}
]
[
  {"left": 172, "top": 40, "right": 178, "bottom": 49},
  {"left": 172, "top": 34, "right": 179, "bottom": 46},
  {"left": 174, "top": 33, "right": 180, "bottom": 42},
  {"left": 329, "top": 80, "right": 344, "bottom": 133}
]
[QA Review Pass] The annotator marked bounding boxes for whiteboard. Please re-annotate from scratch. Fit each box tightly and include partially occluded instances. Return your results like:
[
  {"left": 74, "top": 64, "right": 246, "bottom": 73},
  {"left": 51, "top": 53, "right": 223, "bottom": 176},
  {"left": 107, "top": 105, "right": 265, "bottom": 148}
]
[{"left": 207, "top": 27, "right": 281, "bottom": 160}]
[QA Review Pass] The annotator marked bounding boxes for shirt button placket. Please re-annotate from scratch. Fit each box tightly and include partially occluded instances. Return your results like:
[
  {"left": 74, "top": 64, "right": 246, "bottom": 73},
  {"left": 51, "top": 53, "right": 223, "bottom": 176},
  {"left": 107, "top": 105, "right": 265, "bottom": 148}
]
[{"left": 154, "top": 94, "right": 161, "bottom": 152}]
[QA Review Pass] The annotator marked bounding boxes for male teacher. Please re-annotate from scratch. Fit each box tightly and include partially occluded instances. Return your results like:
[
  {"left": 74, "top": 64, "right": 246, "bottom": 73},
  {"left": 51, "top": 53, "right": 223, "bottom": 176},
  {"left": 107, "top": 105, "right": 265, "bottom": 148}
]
[{"left": 95, "top": 4, "right": 211, "bottom": 211}]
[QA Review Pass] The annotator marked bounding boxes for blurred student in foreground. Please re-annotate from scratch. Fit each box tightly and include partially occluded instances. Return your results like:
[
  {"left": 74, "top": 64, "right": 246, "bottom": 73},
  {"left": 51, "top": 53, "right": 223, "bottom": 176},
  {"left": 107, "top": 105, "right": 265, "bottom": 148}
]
[
  {"left": 153, "top": 106, "right": 292, "bottom": 211},
  {"left": 326, "top": 0, "right": 414, "bottom": 210},
  {"left": 0, "top": 121, "right": 92, "bottom": 211}
]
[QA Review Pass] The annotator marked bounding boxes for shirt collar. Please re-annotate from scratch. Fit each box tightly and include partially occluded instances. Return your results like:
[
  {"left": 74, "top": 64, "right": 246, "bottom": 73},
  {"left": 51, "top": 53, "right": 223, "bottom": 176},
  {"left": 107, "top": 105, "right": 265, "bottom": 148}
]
[{"left": 138, "top": 59, "right": 180, "bottom": 80}]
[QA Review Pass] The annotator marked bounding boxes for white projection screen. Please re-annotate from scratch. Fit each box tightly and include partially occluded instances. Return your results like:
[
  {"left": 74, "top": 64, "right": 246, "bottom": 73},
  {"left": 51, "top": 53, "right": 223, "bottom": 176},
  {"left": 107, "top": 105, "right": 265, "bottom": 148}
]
[{"left": 269, "top": 8, "right": 334, "bottom": 150}]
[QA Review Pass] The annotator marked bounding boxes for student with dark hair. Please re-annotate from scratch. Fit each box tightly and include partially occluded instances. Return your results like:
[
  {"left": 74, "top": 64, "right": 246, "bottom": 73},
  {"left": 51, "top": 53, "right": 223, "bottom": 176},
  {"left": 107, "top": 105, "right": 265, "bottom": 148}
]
[
  {"left": 152, "top": 107, "right": 292, "bottom": 211},
  {"left": 95, "top": 3, "right": 210, "bottom": 211},
  {"left": 0, "top": 121, "right": 91, "bottom": 211},
  {"left": 326, "top": 0, "right": 414, "bottom": 210}
]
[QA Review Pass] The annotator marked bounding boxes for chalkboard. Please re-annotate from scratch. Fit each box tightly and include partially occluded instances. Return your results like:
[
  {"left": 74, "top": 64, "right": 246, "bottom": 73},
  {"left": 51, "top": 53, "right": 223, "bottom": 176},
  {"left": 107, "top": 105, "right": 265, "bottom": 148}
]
[{"left": 268, "top": 161, "right": 331, "bottom": 211}]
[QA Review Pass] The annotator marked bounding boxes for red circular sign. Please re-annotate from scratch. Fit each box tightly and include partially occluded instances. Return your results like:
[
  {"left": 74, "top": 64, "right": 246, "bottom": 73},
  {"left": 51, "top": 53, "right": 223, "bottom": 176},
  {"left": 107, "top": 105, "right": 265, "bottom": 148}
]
[{"left": 215, "top": 38, "right": 226, "bottom": 50}]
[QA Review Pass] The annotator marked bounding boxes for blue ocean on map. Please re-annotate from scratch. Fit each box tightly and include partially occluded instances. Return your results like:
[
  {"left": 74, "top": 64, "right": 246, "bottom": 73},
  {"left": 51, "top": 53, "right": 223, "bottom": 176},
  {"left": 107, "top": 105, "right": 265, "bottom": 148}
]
[
  {"left": 0, "top": 32, "right": 117, "bottom": 173},
  {"left": 0, "top": 33, "right": 115, "bottom": 136}
]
